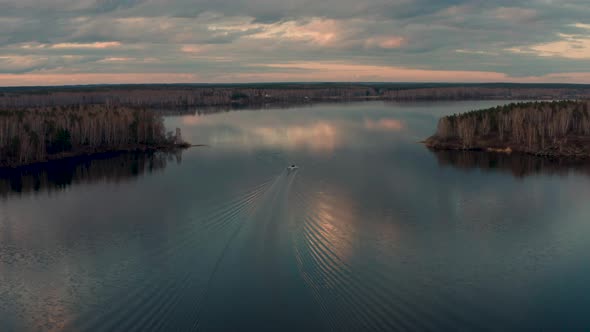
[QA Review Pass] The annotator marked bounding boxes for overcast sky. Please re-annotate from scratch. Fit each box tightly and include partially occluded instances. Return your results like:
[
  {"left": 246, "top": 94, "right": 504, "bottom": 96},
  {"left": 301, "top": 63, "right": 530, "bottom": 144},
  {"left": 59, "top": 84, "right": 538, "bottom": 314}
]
[{"left": 1, "top": 0, "right": 589, "bottom": 86}]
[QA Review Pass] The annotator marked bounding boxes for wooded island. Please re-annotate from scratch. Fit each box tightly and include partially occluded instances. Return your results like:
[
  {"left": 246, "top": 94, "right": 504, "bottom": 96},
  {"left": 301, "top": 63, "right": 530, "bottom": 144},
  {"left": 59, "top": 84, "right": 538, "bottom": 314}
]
[
  {"left": 425, "top": 101, "right": 590, "bottom": 157},
  {"left": 0, "top": 105, "right": 188, "bottom": 167}
]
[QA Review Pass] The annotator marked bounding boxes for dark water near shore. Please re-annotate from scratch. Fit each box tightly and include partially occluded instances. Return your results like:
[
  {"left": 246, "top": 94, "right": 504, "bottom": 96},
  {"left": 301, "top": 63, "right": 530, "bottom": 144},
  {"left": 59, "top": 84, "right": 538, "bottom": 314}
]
[{"left": 1, "top": 101, "right": 590, "bottom": 331}]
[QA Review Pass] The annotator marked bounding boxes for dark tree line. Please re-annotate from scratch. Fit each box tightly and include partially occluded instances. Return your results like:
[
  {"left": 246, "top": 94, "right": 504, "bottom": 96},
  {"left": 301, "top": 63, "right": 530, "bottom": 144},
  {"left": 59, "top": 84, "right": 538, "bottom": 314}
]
[
  {"left": 426, "top": 100, "right": 590, "bottom": 157},
  {"left": 0, "top": 86, "right": 377, "bottom": 108},
  {"left": 2, "top": 85, "right": 590, "bottom": 108},
  {"left": 0, "top": 105, "right": 171, "bottom": 167},
  {"left": 380, "top": 87, "right": 590, "bottom": 100}
]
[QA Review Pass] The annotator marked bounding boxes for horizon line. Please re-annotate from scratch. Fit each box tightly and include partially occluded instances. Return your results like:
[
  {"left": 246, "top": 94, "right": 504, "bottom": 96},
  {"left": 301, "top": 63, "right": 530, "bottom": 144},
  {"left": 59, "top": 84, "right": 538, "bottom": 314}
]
[{"left": 3, "top": 81, "right": 590, "bottom": 89}]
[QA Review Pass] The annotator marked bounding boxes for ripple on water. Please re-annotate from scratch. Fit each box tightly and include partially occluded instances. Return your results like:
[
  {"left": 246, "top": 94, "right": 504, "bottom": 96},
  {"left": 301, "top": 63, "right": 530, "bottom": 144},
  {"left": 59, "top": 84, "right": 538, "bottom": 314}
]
[
  {"left": 288, "top": 179, "right": 485, "bottom": 331},
  {"left": 65, "top": 179, "right": 275, "bottom": 331}
]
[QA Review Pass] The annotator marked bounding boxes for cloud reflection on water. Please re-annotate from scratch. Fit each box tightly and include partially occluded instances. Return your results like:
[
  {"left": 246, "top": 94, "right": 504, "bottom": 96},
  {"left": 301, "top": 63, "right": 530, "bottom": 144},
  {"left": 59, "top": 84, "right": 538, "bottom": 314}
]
[
  {"left": 364, "top": 118, "right": 404, "bottom": 131},
  {"left": 176, "top": 106, "right": 405, "bottom": 152},
  {"left": 252, "top": 122, "right": 339, "bottom": 152},
  {"left": 308, "top": 190, "right": 357, "bottom": 264}
]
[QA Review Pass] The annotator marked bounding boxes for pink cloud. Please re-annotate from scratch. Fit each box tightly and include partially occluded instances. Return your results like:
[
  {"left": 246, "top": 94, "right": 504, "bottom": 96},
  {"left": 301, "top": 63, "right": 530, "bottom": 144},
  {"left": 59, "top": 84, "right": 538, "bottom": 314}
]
[
  {"left": 2, "top": 62, "right": 590, "bottom": 86},
  {"left": 507, "top": 33, "right": 590, "bottom": 60},
  {"left": 181, "top": 44, "right": 207, "bottom": 53},
  {"left": 248, "top": 18, "right": 341, "bottom": 46},
  {"left": 243, "top": 62, "right": 590, "bottom": 83},
  {"left": 493, "top": 7, "right": 537, "bottom": 22},
  {"left": 365, "top": 36, "right": 406, "bottom": 49},
  {"left": 0, "top": 73, "right": 200, "bottom": 86},
  {"left": 50, "top": 42, "right": 122, "bottom": 49}
]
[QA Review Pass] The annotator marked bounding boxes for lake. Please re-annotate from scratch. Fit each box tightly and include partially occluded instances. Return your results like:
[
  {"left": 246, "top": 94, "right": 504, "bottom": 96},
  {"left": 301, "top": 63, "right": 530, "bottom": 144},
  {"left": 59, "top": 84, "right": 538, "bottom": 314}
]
[{"left": 1, "top": 101, "right": 590, "bottom": 331}]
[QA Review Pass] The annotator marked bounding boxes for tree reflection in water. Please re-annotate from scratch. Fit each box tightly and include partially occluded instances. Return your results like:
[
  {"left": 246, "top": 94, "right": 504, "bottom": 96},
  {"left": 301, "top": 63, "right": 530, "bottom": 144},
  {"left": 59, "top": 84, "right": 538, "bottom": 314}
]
[
  {"left": 0, "top": 150, "right": 183, "bottom": 197},
  {"left": 432, "top": 150, "right": 590, "bottom": 178}
]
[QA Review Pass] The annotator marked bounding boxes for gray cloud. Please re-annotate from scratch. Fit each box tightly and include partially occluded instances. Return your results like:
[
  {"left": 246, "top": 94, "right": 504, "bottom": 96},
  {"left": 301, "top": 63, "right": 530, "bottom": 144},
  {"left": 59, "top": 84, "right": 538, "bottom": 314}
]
[{"left": 0, "top": 0, "right": 589, "bottom": 84}]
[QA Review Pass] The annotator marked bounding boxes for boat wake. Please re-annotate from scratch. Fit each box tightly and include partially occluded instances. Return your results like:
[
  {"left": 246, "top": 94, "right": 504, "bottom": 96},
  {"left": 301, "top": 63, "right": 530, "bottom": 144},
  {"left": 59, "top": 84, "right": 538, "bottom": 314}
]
[{"left": 65, "top": 167, "right": 482, "bottom": 331}]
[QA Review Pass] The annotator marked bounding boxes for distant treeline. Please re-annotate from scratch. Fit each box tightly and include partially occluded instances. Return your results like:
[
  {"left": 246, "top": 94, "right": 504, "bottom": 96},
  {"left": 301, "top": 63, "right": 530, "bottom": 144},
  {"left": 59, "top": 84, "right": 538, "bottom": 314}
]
[
  {"left": 0, "top": 105, "right": 178, "bottom": 167},
  {"left": 2, "top": 83, "right": 590, "bottom": 108},
  {"left": 425, "top": 101, "right": 590, "bottom": 157}
]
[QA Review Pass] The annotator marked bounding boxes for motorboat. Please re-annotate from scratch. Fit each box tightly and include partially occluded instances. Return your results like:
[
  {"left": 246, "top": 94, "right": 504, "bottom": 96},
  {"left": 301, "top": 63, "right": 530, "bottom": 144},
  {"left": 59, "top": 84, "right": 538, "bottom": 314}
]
[{"left": 287, "top": 164, "right": 299, "bottom": 171}]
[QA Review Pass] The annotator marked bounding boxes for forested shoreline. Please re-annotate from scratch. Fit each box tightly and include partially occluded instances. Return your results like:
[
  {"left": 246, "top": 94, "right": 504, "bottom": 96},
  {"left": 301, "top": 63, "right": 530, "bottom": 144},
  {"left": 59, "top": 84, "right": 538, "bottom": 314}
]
[
  {"left": 0, "top": 105, "right": 187, "bottom": 168},
  {"left": 2, "top": 83, "right": 590, "bottom": 108},
  {"left": 4, "top": 84, "right": 590, "bottom": 166},
  {"left": 425, "top": 101, "right": 590, "bottom": 157}
]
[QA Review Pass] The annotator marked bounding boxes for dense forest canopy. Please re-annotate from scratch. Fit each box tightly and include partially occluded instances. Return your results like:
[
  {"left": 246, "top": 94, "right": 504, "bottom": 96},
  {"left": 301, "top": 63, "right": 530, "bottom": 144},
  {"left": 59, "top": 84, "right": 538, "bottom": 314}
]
[
  {"left": 0, "top": 105, "right": 173, "bottom": 167},
  {"left": 426, "top": 100, "right": 590, "bottom": 157}
]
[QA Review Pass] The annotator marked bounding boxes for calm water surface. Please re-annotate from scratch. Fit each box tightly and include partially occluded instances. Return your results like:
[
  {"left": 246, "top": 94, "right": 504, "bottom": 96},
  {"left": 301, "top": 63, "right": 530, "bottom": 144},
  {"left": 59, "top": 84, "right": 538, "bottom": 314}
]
[{"left": 1, "top": 101, "right": 590, "bottom": 331}]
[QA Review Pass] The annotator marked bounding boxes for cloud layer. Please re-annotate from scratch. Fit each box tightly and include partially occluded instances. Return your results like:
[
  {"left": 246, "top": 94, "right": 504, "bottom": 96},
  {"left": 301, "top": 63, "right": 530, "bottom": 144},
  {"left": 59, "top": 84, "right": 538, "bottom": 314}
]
[{"left": 1, "top": 0, "right": 589, "bottom": 85}]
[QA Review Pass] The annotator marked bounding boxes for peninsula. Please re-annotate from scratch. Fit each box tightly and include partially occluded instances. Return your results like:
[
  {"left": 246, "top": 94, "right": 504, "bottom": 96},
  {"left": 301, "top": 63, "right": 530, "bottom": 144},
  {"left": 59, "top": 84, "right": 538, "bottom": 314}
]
[
  {"left": 0, "top": 105, "right": 189, "bottom": 168},
  {"left": 424, "top": 101, "right": 590, "bottom": 158}
]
